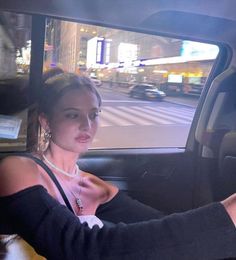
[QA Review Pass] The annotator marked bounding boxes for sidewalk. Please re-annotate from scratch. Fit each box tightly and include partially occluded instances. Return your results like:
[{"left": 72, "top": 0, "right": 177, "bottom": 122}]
[{"left": 101, "top": 83, "right": 199, "bottom": 108}]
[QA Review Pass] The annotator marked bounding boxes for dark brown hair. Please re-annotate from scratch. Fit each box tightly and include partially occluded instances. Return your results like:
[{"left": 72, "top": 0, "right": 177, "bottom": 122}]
[{"left": 39, "top": 72, "right": 102, "bottom": 117}]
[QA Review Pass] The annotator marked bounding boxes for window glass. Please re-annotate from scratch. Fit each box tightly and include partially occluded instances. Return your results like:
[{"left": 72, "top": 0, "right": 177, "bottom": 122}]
[
  {"left": 44, "top": 18, "right": 219, "bottom": 149},
  {"left": 0, "top": 12, "right": 31, "bottom": 152}
]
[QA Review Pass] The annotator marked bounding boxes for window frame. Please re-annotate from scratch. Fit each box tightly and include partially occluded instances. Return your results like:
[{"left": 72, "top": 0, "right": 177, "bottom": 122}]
[{"left": 0, "top": 11, "right": 232, "bottom": 152}]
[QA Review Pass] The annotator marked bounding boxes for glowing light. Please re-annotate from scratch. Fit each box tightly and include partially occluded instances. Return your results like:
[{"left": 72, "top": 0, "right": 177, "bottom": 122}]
[
  {"left": 181, "top": 41, "right": 219, "bottom": 60},
  {"left": 153, "top": 70, "right": 168, "bottom": 74},
  {"left": 118, "top": 43, "right": 138, "bottom": 63}
]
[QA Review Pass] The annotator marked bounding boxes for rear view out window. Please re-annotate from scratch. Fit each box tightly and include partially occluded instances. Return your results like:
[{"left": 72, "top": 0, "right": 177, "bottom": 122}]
[
  {"left": 43, "top": 18, "right": 219, "bottom": 149},
  {"left": 0, "top": 12, "right": 31, "bottom": 152}
]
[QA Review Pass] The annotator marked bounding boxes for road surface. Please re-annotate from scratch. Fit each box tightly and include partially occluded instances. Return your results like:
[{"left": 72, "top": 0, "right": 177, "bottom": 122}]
[{"left": 91, "top": 86, "right": 197, "bottom": 149}]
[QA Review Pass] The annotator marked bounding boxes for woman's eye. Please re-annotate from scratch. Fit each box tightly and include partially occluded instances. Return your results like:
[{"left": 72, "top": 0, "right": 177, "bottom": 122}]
[
  {"left": 66, "top": 113, "right": 79, "bottom": 119},
  {"left": 89, "top": 111, "right": 99, "bottom": 120}
]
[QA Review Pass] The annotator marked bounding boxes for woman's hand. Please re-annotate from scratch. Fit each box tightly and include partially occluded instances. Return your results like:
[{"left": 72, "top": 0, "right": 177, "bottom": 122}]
[
  {"left": 80, "top": 173, "right": 118, "bottom": 202},
  {"left": 75, "top": 173, "right": 118, "bottom": 214},
  {"left": 221, "top": 193, "right": 236, "bottom": 227}
]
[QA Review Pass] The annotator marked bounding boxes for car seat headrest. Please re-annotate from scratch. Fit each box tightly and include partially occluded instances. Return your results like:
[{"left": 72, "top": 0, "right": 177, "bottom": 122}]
[{"left": 219, "top": 131, "right": 236, "bottom": 172}]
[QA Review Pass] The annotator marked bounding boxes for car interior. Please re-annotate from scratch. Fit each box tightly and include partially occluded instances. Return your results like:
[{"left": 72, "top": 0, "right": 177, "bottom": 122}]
[{"left": 1, "top": 0, "right": 236, "bottom": 251}]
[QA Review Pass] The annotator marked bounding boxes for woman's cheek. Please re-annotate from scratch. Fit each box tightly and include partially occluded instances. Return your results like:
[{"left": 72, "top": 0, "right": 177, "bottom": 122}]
[
  {"left": 92, "top": 122, "right": 99, "bottom": 134},
  {"left": 53, "top": 122, "right": 71, "bottom": 137}
]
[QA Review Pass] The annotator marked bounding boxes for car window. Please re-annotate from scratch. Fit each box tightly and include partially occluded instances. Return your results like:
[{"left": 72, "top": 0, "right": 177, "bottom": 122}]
[
  {"left": 146, "top": 86, "right": 155, "bottom": 90},
  {"left": 0, "top": 13, "right": 220, "bottom": 151},
  {"left": 0, "top": 11, "right": 32, "bottom": 152},
  {"left": 43, "top": 17, "right": 219, "bottom": 149}
]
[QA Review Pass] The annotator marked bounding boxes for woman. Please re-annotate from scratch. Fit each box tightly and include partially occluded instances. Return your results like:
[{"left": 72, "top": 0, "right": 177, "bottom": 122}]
[
  {"left": 0, "top": 71, "right": 164, "bottom": 220},
  {"left": 0, "top": 71, "right": 163, "bottom": 258},
  {"left": 0, "top": 71, "right": 236, "bottom": 259}
]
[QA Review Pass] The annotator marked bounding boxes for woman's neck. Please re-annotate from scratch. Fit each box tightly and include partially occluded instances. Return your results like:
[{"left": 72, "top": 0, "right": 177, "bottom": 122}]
[{"left": 43, "top": 143, "right": 79, "bottom": 173}]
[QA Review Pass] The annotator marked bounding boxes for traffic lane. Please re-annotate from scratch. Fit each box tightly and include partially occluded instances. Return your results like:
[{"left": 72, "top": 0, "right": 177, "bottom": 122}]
[{"left": 98, "top": 85, "right": 198, "bottom": 108}]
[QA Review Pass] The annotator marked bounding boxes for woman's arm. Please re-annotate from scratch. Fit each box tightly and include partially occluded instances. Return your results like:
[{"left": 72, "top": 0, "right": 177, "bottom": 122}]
[
  {"left": 97, "top": 190, "right": 165, "bottom": 223},
  {"left": 0, "top": 185, "right": 236, "bottom": 260}
]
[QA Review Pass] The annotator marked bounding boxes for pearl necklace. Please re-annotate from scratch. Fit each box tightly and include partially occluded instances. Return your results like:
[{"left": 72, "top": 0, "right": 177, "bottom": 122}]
[
  {"left": 42, "top": 154, "right": 84, "bottom": 213},
  {"left": 42, "top": 154, "right": 80, "bottom": 178}
]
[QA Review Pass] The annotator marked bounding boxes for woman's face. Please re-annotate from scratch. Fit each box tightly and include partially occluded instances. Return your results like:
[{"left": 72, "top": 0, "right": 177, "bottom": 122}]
[{"left": 45, "top": 88, "right": 100, "bottom": 154}]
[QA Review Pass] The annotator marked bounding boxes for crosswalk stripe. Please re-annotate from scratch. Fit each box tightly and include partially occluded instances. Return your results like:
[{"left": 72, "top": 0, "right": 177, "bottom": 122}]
[
  {"left": 158, "top": 106, "right": 194, "bottom": 115},
  {"left": 145, "top": 105, "right": 195, "bottom": 115},
  {"left": 108, "top": 107, "right": 153, "bottom": 125},
  {"left": 145, "top": 106, "right": 194, "bottom": 121},
  {"left": 157, "top": 106, "right": 195, "bottom": 117},
  {"left": 132, "top": 106, "right": 191, "bottom": 124},
  {"left": 100, "top": 109, "right": 131, "bottom": 126},
  {"left": 119, "top": 106, "right": 171, "bottom": 124},
  {"left": 100, "top": 105, "right": 194, "bottom": 126}
]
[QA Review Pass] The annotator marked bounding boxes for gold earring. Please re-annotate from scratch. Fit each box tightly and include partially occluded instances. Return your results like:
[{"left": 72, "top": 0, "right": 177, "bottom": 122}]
[{"left": 43, "top": 130, "right": 52, "bottom": 144}]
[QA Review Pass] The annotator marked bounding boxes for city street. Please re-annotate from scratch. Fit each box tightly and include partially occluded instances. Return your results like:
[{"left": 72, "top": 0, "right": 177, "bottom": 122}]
[{"left": 91, "top": 83, "right": 198, "bottom": 149}]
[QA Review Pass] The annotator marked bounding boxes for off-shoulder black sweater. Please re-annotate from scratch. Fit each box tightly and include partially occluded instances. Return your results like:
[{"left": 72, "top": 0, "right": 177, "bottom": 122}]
[{"left": 0, "top": 185, "right": 236, "bottom": 260}]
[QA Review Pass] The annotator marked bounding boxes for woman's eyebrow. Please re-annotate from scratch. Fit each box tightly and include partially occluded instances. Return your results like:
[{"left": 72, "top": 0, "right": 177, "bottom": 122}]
[
  {"left": 63, "top": 107, "right": 100, "bottom": 112},
  {"left": 63, "top": 108, "right": 80, "bottom": 112}
]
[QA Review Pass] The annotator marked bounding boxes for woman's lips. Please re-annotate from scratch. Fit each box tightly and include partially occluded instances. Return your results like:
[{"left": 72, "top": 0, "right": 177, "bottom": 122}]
[{"left": 75, "top": 134, "right": 91, "bottom": 143}]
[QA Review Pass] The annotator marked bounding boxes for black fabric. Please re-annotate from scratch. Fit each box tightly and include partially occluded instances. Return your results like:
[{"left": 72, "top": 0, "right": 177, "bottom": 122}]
[
  {"left": 0, "top": 185, "right": 236, "bottom": 260},
  {"left": 97, "top": 190, "right": 164, "bottom": 223}
]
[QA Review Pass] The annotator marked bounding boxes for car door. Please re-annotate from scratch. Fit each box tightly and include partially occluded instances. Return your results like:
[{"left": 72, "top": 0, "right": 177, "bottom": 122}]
[{"left": 0, "top": 2, "right": 231, "bottom": 218}]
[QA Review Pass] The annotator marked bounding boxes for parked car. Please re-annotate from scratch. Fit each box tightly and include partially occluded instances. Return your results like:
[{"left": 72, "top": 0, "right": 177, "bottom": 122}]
[
  {"left": 129, "top": 84, "right": 166, "bottom": 100},
  {"left": 90, "top": 76, "right": 102, "bottom": 87}
]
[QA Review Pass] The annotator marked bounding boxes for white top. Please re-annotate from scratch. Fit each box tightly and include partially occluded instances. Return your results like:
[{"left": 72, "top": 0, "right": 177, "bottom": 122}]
[{"left": 78, "top": 215, "right": 104, "bottom": 228}]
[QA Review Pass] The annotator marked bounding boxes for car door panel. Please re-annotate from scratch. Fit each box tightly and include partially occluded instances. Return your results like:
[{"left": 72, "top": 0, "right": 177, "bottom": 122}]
[{"left": 79, "top": 148, "right": 197, "bottom": 214}]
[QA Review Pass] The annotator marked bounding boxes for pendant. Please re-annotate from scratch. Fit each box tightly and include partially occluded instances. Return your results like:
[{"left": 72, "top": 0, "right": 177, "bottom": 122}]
[{"left": 76, "top": 198, "right": 83, "bottom": 212}]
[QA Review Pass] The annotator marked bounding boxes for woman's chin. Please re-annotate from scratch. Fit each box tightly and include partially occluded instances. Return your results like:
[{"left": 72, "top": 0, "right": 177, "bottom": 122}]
[{"left": 76, "top": 143, "right": 91, "bottom": 153}]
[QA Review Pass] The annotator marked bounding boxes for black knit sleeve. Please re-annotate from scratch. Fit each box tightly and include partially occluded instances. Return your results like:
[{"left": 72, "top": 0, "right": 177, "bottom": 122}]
[
  {"left": 96, "top": 190, "right": 165, "bottom": 223},
  {"left": 0, "top": 185, "right": 236, "bottom": 260}
]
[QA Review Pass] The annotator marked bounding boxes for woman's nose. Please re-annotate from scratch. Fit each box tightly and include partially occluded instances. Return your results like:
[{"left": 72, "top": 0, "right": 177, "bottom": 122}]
[{"left": 79, "top": 115, "right": 91, "bottom": 130}]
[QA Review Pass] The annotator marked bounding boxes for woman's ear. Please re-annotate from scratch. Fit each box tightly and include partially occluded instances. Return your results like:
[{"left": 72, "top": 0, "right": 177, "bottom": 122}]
[{"left": 38, "top": 113, "right": 50, "bottom": 132}]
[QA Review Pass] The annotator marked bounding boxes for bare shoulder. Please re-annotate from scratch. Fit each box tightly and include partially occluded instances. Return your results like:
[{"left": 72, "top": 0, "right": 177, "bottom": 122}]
[
  {"left": 0, "top": 155, "right": 38, "bottom": 172},
  {"left": 0, "top": 155, "right": 40, "bottom": 196}
]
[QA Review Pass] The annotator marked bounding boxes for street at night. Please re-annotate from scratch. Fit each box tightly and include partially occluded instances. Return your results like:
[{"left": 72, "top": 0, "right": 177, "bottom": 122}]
[{"left": 91, "top": 83, "right": 197, "bottom": 149}]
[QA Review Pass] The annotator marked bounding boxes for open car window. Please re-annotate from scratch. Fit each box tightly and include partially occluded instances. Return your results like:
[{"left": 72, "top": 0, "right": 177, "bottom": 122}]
[
  {"left": 0, "top": 13, "right": 220, "bottom": 151},
  {"left": 43, "top": 17, "right": 219, "bottom": 149}
]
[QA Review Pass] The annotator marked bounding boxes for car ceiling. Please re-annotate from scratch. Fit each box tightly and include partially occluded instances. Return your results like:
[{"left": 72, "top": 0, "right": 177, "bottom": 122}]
[{"left": 1, "top": 0, "right": 236, "bottom": 45}]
